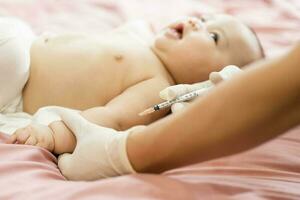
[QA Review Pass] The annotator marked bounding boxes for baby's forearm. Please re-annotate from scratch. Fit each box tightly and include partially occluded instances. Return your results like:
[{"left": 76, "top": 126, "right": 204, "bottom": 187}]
[
  {"left": 49, "top": 121, "right": 76, "bottom": 154},
  {"left": 48, "top": 107, "right": 120, "bottom": 154}
]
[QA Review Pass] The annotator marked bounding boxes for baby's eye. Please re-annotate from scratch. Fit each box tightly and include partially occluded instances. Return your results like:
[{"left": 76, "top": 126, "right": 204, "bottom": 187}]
[{"left": 210, "top": 32, "right": 219, "bottom": 44}]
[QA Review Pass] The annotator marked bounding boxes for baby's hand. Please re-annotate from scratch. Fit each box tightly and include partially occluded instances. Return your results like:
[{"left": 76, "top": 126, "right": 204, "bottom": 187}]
[{"left": 6, "top": 123, "right": 55, "bottom": 152}]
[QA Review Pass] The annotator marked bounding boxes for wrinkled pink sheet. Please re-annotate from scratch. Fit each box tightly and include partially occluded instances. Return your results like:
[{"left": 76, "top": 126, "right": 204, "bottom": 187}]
[
  {"left": 0, "top": 0, "right": 300, "bottom": 199},
  {"left": 1, "top": 127, "right": 300, "bottom": 200}
]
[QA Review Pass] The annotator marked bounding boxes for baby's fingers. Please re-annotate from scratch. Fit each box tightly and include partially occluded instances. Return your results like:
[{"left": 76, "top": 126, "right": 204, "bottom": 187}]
[
  {"left": 35, "top": 143, "right": 45, "bottom": 149},
  {"left": 35, "top": 142, "right": 53, "bottom": 151},
  {"left": 25, "top": 135, "right": 37, "bottom": 146},
  {"left": 6, "top": 128, "right": 30, "bottom": 144},
  {"left": 16, "top": 130, "right": 30, "bottom": 144},
  {"left": 6, "top": 134, "right": 17, "bottom": 144}
]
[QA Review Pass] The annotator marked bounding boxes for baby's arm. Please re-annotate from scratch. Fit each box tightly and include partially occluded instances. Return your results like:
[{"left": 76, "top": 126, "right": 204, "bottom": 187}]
[
  {"left": 82, "top": 76, "right": 171, "bottom": 130},
  {"left": 7, "top": 77, "right": 171, "bottom": 154},
  {"left": 6, "top": 122, "right": 76, "bottom": 154},
  {"left": 52, "top": 76, "right": 170, "bottom": 153}
]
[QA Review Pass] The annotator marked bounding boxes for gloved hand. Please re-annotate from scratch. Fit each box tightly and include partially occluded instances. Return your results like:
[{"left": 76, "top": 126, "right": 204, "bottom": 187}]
[
  {"left": 53, "top": 108, "right": 137, "bottom": 181},
  {"left": 160, "top": 65, "right": 242, "bottom": 113}
]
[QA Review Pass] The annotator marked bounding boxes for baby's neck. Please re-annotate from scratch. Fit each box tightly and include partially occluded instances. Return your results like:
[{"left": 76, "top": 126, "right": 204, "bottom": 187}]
[{"left": 149, "top": 46, "right": 177, "bottom": 85}]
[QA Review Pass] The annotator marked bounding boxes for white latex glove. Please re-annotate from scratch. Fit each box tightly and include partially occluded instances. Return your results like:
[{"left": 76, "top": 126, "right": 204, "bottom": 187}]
[
  {"left": 160, "top": 65, "right": 242, "bottom": 113},
  {"left": 48, "top": 108, "right": 137, "bottom": 181}
]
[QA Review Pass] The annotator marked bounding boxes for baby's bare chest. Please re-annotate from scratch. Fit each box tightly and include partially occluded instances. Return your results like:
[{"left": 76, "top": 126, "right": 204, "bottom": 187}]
[{"left": 23, "top": 34, "right": 165, "bottom": 114}]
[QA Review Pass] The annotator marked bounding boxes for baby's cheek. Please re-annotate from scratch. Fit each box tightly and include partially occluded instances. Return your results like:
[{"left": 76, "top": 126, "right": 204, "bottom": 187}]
[
  {"left": 190, "top": 49, "right": 215, "bottom": 68},
  {"left": 210, "top": 51, "right": 229, "bottom": 72}
]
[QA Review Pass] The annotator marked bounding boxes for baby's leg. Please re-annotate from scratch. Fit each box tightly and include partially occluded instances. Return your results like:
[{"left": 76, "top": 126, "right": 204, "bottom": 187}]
[{"left": 0, "top": 17, "right": 35, "bottom": 111}]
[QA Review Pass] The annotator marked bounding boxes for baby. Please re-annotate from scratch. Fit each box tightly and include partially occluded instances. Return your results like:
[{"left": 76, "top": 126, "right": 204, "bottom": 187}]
[{"left": 5, "top": 14, "right": 264, "bottom": 154}]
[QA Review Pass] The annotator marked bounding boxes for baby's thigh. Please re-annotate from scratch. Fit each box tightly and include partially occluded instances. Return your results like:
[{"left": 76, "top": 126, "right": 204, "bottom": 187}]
[{"left": 0, "top": 17, "right": 35, "bottom": 108}]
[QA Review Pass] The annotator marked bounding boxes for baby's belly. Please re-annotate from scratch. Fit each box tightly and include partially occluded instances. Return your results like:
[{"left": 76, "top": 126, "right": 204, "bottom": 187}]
[
  {"left": 22, "top": 64, "right": 124, "bottom": 114},
  {"left": 22, "top": 35, "right": 130, "bottom": 114},
  {"left": 22, "top": 79, "right": 119, "bottom": 114},
  {"left": 22, "top": 31, "right": 164, "bottom": 114}
]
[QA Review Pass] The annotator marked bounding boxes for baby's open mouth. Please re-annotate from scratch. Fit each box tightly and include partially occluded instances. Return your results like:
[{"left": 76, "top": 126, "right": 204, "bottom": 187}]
[
  {"left": 166, "top": 23, "right": 184, "bottom": 39},
  {"left": 173, "top": 23, "right": 184, "bottom": 39}
]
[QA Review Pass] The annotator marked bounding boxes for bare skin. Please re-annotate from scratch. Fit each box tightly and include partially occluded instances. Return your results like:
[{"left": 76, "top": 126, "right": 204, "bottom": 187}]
[
  {"left": 19, "top": 22, "right": 173, "bottom": 153},
  {"left": 23, "top": 23, "right": 172, "bottom": 114},
  {"left": 127, "top": 43, "right": 300, "bottom": 173},
  {"left": 7, "top": 15, "right": 263, "bottom": 154}
]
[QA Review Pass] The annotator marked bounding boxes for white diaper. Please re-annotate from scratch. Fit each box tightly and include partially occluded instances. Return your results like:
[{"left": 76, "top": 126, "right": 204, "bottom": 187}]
[
  {"left": 0, "top": 112, "right": 32, "bottom": 135},
  {"left": 0, "top": 17, "right": 35, "bottom": 111},
  {"left": 0, "top": 17, "right": 35, "bottom": 135},
  {"left": 0, "top": 95, "right": 23, "bottom": 114}
]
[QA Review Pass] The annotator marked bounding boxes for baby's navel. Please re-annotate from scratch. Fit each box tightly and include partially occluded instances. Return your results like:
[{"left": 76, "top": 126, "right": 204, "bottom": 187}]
[{"left": 114, "top": 54, "right": 123, "bottom": 62}]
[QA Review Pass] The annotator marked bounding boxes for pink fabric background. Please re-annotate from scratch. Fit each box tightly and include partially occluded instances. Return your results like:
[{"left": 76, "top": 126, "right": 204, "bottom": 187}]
[
  {"left": 0, "top": 0, "right": 299, "bottom": 56},
  {"left": 1, "top": 127, "right": 300, "bottom": 199},
  {"left": 0, "top": 0, "right": 299, "bottom": 199}
]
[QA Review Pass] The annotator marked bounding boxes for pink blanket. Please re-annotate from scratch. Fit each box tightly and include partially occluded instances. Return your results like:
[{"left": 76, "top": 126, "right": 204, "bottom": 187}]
[
  {"left": 1, "top": 127, "right": 300, "bottom": 199},
  {"left": 0, "top": 0, "right": 300, "bottom": 199},
  {"left": 0, "top": 0, "right": 299, "bottom": 56}
]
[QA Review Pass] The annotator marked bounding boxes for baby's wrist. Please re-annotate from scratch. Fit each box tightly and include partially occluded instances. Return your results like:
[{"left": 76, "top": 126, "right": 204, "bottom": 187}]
[
  {"left": 47, "top": 124, "right": 56, "bottom": 152},
  {"left": 48, "top": 120, "right": 76, "bottom": 154}
]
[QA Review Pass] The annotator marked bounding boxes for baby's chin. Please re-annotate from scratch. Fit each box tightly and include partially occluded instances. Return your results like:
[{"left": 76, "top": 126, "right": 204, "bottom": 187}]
[
  {"left": 151, "top": 33, "right": 167, "bottom": 53},
  {"left": 153, "top": 29, "right": 180, "bottom": 54}
]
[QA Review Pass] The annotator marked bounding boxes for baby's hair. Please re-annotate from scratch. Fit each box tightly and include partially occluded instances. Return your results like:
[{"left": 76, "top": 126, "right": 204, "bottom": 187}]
[{"left": 247, "top": 26, "right": 265, "bottom": 59}]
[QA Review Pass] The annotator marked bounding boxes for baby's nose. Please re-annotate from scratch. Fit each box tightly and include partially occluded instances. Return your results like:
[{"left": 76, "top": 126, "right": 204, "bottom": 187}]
[{"left": 187, "top": 17, "right": 204, "bottom": 31}]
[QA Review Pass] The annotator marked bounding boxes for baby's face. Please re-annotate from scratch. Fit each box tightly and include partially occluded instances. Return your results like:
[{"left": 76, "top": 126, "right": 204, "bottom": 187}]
[{"left": 152, "top": 14, "right": 263, "bottom": 84}]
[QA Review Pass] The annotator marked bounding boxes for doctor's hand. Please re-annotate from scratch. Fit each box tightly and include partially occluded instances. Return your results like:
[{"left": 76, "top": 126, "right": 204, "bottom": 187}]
[
  {"left": 56, "top": 108, "right": 137, "bottom": 181},
  {"left": 159, "top": 65, "right": 242, "bottom": 113}
]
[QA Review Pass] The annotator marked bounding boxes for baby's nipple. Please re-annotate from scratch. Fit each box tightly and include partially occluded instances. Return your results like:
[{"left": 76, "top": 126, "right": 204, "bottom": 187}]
[{"left": 114, "top": 54, "right": 123, "bottom": 62}]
